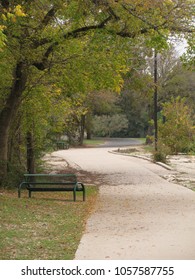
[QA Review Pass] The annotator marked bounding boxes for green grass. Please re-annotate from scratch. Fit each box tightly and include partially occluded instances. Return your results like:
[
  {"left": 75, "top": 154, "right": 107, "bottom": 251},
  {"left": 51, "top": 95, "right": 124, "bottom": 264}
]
[
  {"left": 131, "top": 138, "right": 146, "bottom": 144},
  {"left": 0, "top": 186, "right": 98, "bottom": 260},
  {"left": 83, "top": 139, "right": 105, "bottom": 146},
  {"left": 142, "top": 144, "right": 154, "bottom": 153}
]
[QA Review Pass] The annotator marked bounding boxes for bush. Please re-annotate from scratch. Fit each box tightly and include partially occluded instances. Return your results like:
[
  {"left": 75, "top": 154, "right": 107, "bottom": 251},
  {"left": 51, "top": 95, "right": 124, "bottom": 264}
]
[
  {"left": 1, "top": 162, "right": 25, "bottom": 189},
  {"left": 153, "top": 150, "right": 167, "bottom": 163},
  {"left": 158, "top": 97, "right": 195, "bottom": 154},
  {"left": 152, "top": 142, "right": 171, "bottom": 163},
  {"left": 92, "top": 114, "right": 128, "bottom": 137}
]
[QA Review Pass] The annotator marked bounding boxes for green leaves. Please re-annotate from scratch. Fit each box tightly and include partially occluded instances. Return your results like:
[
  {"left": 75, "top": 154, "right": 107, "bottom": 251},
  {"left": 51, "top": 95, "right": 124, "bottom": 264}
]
[
  {"left": 145, "top": 33, "right": 169, "bottom": 52},
  {"left": 182, "top": 36, "right": 195, "bottom": 70},
  {"left": 0, "top": 25, "right": 6, "bottom": 50},
  {"left": 93, "top": 114, "right": 128, "bottom": 137},
  {"left": 158, "top": 97, "right": 195, "bottom": 154}
]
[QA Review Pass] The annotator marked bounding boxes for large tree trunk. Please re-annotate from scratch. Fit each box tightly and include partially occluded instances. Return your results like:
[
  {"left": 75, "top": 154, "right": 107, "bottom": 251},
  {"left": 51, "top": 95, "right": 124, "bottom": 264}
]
[
  {"left": 86, "top": 113, "right": 93, "bottom": 140},
  {"left": 79, "top": 115, "right": 85, "bottom": 145},
  {"left": 0, "top": 62, "right": 27, "bottom": 183}
]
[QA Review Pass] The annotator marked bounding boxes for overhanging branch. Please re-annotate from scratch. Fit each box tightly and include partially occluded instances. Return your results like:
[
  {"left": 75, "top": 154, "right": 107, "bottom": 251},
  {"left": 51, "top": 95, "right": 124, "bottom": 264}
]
[
  {"left": 33, "top": 15, "right": 112, "bottom": 70},
  {"left": 63, "top": 15, "right": 112, "bottom": 39}
]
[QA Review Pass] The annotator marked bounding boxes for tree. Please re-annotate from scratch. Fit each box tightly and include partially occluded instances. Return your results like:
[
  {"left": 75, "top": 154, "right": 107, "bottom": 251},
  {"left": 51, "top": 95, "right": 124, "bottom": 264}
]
[
  {"left": 119, "top": 70, "right": 153, "bottom": 137},
  {"left": 158, "top": 97, "right": 195, "bottom": 154},
  {"left": 92, "top": 114, "right": 128, "bottom": 137},
  {"left": 159, "top": 62, "right": 195, "bottom": 107},
  {"left": 85, "top": 90, "right": 121, "bottom": 140},
  {"left": 182, "top": 36, "right": 195, "bottom": 70}
]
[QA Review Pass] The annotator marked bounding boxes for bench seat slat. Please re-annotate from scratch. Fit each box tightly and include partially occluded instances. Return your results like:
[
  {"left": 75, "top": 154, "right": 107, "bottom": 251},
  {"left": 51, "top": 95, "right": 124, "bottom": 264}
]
[
  {"left": 25, "top": 182, "right": 76, "bottom": 185},
  {"left": 27, "top": 187, "right": 78, "bottom": 192}
]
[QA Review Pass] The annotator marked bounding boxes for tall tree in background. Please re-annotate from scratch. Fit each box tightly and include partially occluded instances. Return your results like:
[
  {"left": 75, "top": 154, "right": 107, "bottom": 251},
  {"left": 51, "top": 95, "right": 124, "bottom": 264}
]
[{"left": 119, "top": 70, "right": 153, "bottom": 137}]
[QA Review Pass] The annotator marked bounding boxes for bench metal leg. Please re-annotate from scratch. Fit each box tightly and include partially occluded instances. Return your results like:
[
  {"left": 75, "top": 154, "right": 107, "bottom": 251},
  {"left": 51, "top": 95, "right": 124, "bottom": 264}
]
[
  {"left": 73, "top": 190, "right": 76, "bottom": 202},
  {"left": 18, "top": 182, "right": 25, "bottom": 198},
  {"left": 83, "top": 189, "right": 86, "bottom": 201}
]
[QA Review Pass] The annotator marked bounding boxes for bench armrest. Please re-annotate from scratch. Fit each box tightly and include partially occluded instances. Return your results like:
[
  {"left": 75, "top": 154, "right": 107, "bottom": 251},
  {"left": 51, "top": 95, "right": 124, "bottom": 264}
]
[
  {"left": 18, "top": 182, "right": 27, "bottom": 198},
  {"left": 76, "top": 182, "right": 85, "bottom": 201}
]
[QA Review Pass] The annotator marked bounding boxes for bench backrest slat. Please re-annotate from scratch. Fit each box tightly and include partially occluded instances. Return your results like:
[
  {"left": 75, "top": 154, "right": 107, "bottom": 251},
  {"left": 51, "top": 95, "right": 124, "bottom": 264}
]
[{"left": 24, "top": 174, "right": 77, "bottom": 184}]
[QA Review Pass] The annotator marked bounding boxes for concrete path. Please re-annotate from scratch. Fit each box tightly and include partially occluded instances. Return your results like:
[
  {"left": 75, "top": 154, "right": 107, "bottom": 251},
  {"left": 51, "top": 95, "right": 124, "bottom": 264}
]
[{"left": 53, "top": 146, "right": 195, "bottom": 260}]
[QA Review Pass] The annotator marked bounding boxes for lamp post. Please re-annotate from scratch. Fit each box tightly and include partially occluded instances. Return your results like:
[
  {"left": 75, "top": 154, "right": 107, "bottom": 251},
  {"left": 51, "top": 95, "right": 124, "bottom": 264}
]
[{"left": 154, "top": 49, "right": 158, "bottom": 151}]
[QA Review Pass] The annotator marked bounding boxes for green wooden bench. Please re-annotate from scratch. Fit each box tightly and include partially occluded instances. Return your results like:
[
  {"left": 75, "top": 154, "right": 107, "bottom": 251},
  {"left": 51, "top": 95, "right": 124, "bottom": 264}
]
[
  {"left": 56, "top": 141, "right": 69, "bottom": 150},
  {"left": 18, "top": 174, "right": 85, "bottom": 202}
]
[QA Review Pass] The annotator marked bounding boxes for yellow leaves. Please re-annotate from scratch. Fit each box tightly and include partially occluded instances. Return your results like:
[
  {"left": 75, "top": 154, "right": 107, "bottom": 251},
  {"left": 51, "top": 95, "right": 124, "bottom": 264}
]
[
  {"left": 115, "top": 85, "right": 121, "bottom": 94},
  {"left": 7, "top": 12, "right": 16, "bottom": 21},
  {"left": 0, "top": 25, "right": 5, "bottom": 31},
  {"left": 114, "top": 75, "right": 124, "bottom": 94},
  {"left": 1, "top": 5, "right": 26, "bottom": 23},
  {"left": 0, "top": 25, "right": 7, "bottom": 51},
  {"left": 164, "top": 0, "right": 173, "bottom": 5},
  {"left": 1, "top": 14, "right": 7, "bottom": 21},
  {"left": 54, "top": 88, "right": 62, "bottom": 96},
  {"left": 14, "top": 5, "right": 26, "bottom": 17}
]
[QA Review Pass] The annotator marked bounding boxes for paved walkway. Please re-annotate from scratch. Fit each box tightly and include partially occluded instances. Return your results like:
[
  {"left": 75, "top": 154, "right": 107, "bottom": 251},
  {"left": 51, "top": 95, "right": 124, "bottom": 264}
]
[{"left": 52, "top": 147, "right": 195, "bottom": 259}]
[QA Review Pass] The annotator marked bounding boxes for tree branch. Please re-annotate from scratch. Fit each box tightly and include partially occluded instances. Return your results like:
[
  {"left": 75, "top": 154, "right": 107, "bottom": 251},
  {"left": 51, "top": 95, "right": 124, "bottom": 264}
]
[
  {"left": 120, "top": 2, "right": 195, "bottom": 35},
  {"left": 170, "top": 26, "right": 195, "bottom": 33},
  {"left": 37, "top": 5, "right": 58, "bottom": 31},
  {"left": 63, "top": 15, "right": 112, "bottom": 39},
  {"left": 116, "top": 28, "right": 148, "bottom": 38},
  {"left": 121, "top": 3, "right": 159, "bottom": 31},
  {"left": 33, "top": 15, "right": 112, "bottom": 70}
]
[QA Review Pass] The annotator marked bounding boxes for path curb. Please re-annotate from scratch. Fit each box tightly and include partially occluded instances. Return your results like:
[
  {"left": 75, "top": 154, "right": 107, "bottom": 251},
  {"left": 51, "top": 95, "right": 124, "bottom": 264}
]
[{"left": 109, "top": 150, "right": 173, "bottom": 171}]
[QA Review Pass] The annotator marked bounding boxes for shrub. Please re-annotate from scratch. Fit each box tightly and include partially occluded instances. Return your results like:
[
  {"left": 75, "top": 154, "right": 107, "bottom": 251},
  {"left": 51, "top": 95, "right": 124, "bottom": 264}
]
[
  {"left": 158, "top": 97, "right": 195, "bottom": 154},
  {"left": 92, "top": 114, "right": 128, "bottom": 137},
  {"left": 152, "top": 142, "right": 171, "bottom": 163}
]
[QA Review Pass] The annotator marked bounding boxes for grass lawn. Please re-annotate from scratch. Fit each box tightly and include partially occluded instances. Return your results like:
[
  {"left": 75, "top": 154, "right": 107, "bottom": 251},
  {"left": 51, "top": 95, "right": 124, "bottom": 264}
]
[
  {"left": 83, "top": 139, "right": 105, "bottom": 146},
  {"left": 0, "top": 186, "right": 98, "bottom": 260}
]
